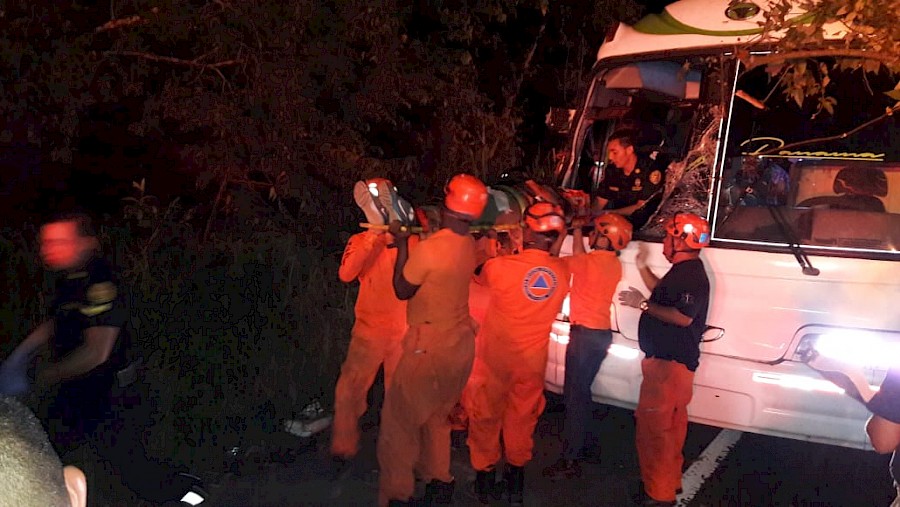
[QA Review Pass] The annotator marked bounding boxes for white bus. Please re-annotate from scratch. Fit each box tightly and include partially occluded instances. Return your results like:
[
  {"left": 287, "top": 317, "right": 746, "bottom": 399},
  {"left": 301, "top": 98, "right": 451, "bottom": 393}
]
[{"left": 544, "top": 0, "right": 900, "bottom": 449}]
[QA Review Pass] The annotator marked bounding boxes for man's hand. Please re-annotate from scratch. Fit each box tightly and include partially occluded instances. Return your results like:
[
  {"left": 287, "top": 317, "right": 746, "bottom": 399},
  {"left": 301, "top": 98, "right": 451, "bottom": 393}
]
[
  {"left": 618, "top": 286, "right": 646, "bottom": 309},
  {"left": 635, "top": 244, "right": 649, "bottom": 270},
  {"left": 388, "top": 220, "right": 411, "bottom": 240},
  {"left": 571, "top": 216, "right": 588, "bottom": 229}
]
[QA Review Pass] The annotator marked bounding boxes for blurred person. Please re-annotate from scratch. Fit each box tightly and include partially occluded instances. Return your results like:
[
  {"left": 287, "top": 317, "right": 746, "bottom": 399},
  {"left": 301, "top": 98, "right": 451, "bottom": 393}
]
[
  {"left": 865, "top": 370, "right": 900, "bottom": 506},
  {"left": 543, "top": 212, "right": 632, "bottom": 479},
  {"left": 592, "top": 129, "right": 665, "bottom": 223},
  {"left": 331, "top": 178, "right": 418, "bottom": 461},
  {"left": 376, "top": 174, "right": 488, "bottom": 506},
  {"left": 0, "top": 212, "right": 208, "bottom": 506},
  {"left": 618, "top": 213, "right": 711, "bottom": 506},
  {"left": 805, "top": 357, "right": 900, "bottom": 507},
  {"left": 463, "top": 202, "right": 569, "bottom": 505},
  {"left": 726, "top": 157, "right": 789, "bottom": 209},
  {"left": 0, "top": 395, "right": 87, "bottom": 507}
]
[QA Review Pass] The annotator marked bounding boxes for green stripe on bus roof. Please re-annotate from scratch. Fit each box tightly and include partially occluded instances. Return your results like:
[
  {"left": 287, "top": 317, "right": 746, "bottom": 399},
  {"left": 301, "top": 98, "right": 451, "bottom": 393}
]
[{"left": 633, "top": 9, "right": 814, "bottom": 37}]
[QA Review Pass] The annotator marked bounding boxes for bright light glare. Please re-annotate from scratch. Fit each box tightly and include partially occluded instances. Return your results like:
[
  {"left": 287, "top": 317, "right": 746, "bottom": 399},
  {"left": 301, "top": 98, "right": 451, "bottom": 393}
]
[
  {"left": 180, "top": 492, "right": 205, "bottom": 506},
  {"left": 368, "top": 182, "right": 380, "bottom": 197},
  {"left": 550, "top": 332, "right": 569, "bottom": 345},
  {"left": 815, "top": 332, "right": 900, "bottom": 368},
  {"left": 752, "top": 372, "right": 845, "bottom": 393},
  {"left": 608, "top": 343, "right": 640, "bottom": 360}
]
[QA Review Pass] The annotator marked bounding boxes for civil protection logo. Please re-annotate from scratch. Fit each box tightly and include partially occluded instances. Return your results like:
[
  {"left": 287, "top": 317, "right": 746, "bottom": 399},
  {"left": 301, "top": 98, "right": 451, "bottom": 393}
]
[{"left": 522, "top": 267, "right": 558, "bottom": 302}]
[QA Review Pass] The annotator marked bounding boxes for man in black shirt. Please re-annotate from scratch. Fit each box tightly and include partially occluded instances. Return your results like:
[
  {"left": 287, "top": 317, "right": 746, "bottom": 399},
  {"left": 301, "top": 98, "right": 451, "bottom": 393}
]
[
  {"left": 593, "top": 129, "right": 665, "bottom": 227},
  {"left": 618, "top": 212, "right": 711, "bottom": 506},
  {"left": 0, "top": 212, "right": 207, "bottom": 506}
]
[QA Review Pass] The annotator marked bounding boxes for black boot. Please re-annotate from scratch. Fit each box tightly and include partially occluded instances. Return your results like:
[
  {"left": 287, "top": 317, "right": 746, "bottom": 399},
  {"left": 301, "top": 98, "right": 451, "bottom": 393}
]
[
  {"left": 505, "top": 465, "right": 525, "bottom": 506},
  {"left": 474, "top": 469, "right": 500, "bottom": 504},
  {"left": 422, "top": 479, "right": 455, "bottom": 505}
]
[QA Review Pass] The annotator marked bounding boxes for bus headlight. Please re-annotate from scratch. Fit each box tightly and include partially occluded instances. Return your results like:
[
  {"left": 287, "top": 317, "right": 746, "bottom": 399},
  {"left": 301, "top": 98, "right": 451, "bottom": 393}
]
[{"left": 794, "top": 330, "right": 900, "bottom": 370}]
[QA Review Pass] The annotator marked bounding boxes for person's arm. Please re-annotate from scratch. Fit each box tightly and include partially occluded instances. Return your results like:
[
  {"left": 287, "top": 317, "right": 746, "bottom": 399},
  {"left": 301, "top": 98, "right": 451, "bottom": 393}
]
[
  {"left": 607, "top": 200, "right": 647, "bottom": 217},
  {"left": 570, "top": 218, "right": 587, "bottom": 256},
  {"left": 338, "top": 231, "right": 385, "bottom": 283},
  {"left": 10, "top": 320, "right": 54, "bottom": 359},
  {"left": 634, "top": 245, "right": 659, "bottom": 292},
  {"left": 865, "top": 369, "right": 900, "bottom": 453},
  {"left": 549, "top": 230, "right": 567, "bottom": 257},
  {"left": 389, "top": 221, "right": 420, "bottom": 300},
  {"left": 37, "top": 326, "right": 119, "bottom": 387},
  {"left": 592, "top": 196, "right": 610, "bottom": 214},
  {"left": 866, "top": 415, "right": 900, "bottom": 454}
]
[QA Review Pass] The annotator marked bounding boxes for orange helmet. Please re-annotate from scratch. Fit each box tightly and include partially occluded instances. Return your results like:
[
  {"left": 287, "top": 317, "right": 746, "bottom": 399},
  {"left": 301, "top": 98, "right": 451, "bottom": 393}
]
[
  {"left": 444, "top": 174, "right": 488, "bottom": 219},
  {"left": 524, "top": 202, "right": 566, "bottom": 234},
  {"left": 593, "top": 212, "right": 632, "bottom": 251},
  {"left": 665, "top": 212, "right": 711, "bottom": 249}
]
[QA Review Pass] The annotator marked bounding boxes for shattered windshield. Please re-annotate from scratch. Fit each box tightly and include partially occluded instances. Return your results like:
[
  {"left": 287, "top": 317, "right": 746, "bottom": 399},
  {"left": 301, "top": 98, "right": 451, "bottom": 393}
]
[
  {"left": 713, "top": 61, "right": 900, "bottom": 255},
  {"left": 562, "top": 56, "right": 724, "bottom": 235}
]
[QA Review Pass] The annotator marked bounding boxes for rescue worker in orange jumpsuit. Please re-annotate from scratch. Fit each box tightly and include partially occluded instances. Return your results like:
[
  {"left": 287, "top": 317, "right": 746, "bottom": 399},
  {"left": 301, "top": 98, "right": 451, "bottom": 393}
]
[
  {"left": 464, "top": 202, "right": 569, "bottom": 506},
  {"left": 331, "top": 178, "right": 417, "bottom": 461},
  {"left": 376, "top": 173, "right": 489, "bottom": 506},
  {"left": 618, "top": 213, "right": 711, "bottom": 506},
  {"left": 544, "top": 212, "right": 632, "bottom": 479}
]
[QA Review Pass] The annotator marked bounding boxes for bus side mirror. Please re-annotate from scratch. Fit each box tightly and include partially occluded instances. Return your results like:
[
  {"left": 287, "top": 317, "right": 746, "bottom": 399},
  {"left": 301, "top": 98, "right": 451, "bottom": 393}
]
[
  {"left": 701, "top": 325, "right": 725, "bottom": 343},
  {"left": 546, "top": 107, "right": 576, "bottom": 135}
]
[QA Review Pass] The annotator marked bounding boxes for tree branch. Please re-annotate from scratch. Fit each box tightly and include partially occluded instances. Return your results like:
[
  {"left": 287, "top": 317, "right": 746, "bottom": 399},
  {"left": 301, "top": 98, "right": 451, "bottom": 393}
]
[
  {"left": 756, "top": 103, "right": 900, "bottom": 156},
  {"left": 105, "top": 50, "right": 242, "bottom": 69},
  {"left": 742, "top": 49, "right": 899, "bottom": 70}
]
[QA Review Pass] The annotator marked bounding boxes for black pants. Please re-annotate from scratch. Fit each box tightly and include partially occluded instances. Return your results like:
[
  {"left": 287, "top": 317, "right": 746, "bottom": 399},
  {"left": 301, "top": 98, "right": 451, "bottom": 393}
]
[{"left": 44, "top": 376, "right": 195, "bottom": 504}]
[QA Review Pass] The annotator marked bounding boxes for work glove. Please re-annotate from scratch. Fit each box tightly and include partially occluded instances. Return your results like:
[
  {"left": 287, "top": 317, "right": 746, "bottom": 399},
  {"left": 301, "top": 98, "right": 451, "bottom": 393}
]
[{"left": 0, "top": 352, "right": 31, "bottom": 397}]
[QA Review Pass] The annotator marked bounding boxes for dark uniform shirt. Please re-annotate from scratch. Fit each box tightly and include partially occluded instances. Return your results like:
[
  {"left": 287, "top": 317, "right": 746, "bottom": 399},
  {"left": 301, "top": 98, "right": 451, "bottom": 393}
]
[
  {"left": 867, "top": 369, "right": 900, "bottom": 484},
  {"left": 637, "top": 258, "right": 710, "bottom": 372},
  {"left": 595, "top": 155, "right": 665, "bottom": 211},
  {"left": 50, "top": 255, "right": 130, "bottom": 407}
]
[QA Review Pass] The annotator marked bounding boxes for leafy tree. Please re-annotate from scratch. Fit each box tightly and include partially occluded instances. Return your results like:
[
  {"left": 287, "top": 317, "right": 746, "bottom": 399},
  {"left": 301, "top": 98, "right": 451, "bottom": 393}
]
[{"left": 737, "top": 0, "right": 900, "bottom": 114}]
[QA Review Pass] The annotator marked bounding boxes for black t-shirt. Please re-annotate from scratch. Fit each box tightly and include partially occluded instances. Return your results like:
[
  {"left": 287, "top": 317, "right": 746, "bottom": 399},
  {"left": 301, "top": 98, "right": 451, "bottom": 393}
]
[
  {"left": 867, "top": 369, "right": 900, "bottom": 483},
  {"left": 638, "top": 258, "right": 710, "bottom": 371},
  {"left": 51, "top": 256, "right": 130, "bottom": 385},
  {"left": 595, "top": 155, "right": 665, "bottom": 210}
]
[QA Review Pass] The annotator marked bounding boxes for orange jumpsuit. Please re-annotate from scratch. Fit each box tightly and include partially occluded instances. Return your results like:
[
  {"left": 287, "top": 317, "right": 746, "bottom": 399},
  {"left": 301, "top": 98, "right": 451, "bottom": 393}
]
[
  {"left": 464, "top": 249, "right": 569, "bottom": 471},
  {"left": 376, "top": 228, "right": 479, "bottom": 506},
  {"left": 331, "top": 231, "right": 416, "bottom": 458}
]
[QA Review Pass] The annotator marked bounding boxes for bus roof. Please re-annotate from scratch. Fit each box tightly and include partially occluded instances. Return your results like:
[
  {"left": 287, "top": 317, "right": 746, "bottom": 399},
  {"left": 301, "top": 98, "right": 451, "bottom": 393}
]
[{"left": 598, "top": 0, "right": 846, "bottom": 62}]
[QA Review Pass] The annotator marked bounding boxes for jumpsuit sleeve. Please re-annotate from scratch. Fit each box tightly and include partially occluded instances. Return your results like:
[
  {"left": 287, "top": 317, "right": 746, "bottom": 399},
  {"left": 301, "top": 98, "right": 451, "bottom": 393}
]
[{"left": 338, "top": 232, "right": 385, "bottom": 283}]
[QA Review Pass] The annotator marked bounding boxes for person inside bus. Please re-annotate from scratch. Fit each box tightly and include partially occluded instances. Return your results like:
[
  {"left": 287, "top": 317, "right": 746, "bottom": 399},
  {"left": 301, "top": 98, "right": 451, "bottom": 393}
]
[
  {"left": 796, "top": 166, "right": 887, "bottom": 212},
  {"left": 592, "top": 128, "right": 665, "bottom": 228},
  {"left": 726, "top": 157, "right": 790, "bottom": 209}
]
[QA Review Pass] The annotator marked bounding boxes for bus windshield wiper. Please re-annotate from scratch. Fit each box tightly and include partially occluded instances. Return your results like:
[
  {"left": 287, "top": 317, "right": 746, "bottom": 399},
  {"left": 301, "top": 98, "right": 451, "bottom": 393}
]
[{"left": 768, "top": 206, "right": 820, "bottom": 276}]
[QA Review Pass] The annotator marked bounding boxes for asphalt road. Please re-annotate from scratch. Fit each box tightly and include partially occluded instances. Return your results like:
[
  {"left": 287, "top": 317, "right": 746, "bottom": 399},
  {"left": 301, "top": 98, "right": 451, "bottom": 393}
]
[{"left": 208, "top": 394, "right": 895, "bottom": 506}]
